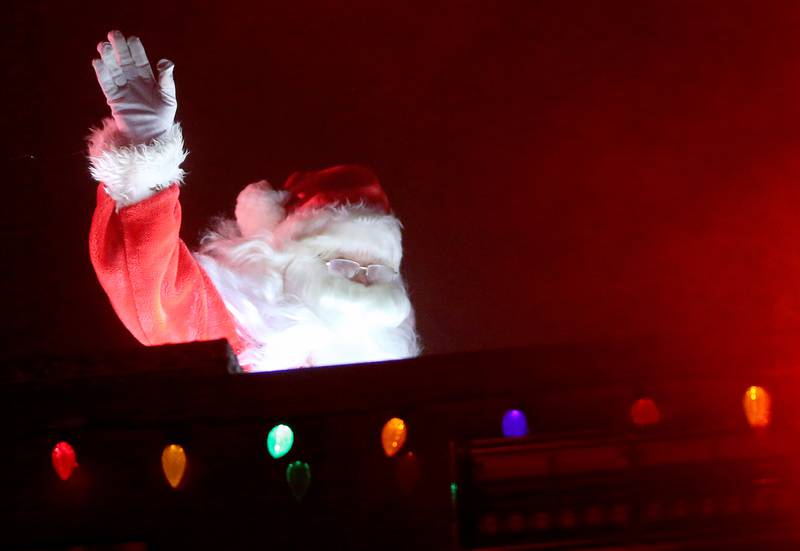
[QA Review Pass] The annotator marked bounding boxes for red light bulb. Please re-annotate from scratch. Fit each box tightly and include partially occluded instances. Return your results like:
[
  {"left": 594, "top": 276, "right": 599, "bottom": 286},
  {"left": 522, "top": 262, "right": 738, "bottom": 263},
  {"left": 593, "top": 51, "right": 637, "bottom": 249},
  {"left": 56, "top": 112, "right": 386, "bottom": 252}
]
[
  {"left": 631, "top": 397, "right": 661, "bottom": 426},
  {"left": 51, "top": 441, "right": 77, "bottom": 481}
]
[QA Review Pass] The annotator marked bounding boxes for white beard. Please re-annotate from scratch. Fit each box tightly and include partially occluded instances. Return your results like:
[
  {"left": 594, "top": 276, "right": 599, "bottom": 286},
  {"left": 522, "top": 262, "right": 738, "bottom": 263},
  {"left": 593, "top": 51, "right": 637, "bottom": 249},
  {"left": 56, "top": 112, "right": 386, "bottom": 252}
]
[{"left": 195, "top": 222, "right": 419, "bottom": 372}]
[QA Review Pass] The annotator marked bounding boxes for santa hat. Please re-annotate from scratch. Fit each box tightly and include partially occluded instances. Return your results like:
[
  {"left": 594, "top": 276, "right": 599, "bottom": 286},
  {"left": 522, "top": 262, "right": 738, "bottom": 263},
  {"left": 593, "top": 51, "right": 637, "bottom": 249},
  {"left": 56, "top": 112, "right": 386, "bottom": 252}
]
[{"left": 235, "top": 165, "right": 404, "bottom": 268}]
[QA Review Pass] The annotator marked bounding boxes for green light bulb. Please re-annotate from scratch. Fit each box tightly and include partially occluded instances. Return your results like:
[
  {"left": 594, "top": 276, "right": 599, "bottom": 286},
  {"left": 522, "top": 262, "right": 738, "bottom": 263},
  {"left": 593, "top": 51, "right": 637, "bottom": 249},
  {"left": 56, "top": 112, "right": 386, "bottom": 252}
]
[
  {"left": 286, "top": 460, "right": 311, "bottom": 501},
  {"left": 267, "top": 424, "right": 294, "bottom": 459}
]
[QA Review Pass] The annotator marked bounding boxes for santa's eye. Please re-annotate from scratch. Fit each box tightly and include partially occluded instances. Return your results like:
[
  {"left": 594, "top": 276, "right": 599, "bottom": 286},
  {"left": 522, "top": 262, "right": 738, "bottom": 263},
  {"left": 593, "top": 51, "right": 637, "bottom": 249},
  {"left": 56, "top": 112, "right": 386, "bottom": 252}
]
[{"left": 326, "top": 259, "right": 362, "bottom": 279}]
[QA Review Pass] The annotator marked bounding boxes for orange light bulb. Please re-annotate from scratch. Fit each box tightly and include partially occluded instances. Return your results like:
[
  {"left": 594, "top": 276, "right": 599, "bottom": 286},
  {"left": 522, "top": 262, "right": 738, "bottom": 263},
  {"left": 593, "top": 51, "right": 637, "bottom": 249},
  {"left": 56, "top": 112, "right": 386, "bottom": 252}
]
[
  {"left": 381, "top": 417, "right": 408, "bottom": 457},
  {"left": 161, "top": 444, "right": 187, "bottom": 489},
  {"left": 742, "top": 385, "right": 771, "bottom": 428}
]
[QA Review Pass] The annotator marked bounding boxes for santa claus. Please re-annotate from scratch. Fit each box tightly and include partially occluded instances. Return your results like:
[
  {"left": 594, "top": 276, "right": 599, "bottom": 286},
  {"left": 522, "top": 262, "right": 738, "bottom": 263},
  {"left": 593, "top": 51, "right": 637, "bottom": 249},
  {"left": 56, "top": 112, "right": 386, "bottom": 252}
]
[{"left": 87, "top": 31, "right": 419, "bottom": 372}]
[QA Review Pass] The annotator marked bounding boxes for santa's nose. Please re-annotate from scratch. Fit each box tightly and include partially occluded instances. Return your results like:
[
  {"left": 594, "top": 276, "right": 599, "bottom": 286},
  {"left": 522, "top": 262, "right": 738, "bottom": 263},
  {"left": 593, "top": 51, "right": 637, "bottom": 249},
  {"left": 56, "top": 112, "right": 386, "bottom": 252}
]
[{"left": 351, "top": 270, "right": 369, "bottom": 285}]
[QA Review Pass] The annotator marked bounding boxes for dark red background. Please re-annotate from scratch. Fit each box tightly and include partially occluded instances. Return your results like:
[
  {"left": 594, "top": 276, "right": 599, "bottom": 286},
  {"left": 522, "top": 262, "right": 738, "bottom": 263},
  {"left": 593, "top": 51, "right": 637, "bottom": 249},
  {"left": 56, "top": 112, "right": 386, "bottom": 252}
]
[{"left": 5, "top": 1, "right": 800, "bottom": 371}]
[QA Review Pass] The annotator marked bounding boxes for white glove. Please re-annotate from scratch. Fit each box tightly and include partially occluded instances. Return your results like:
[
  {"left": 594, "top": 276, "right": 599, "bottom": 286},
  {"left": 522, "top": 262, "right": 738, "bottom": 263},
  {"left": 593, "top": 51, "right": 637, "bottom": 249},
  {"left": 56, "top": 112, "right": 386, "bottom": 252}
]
[{"left": 92, "top": 30, "right": 177, "bottom": 144}]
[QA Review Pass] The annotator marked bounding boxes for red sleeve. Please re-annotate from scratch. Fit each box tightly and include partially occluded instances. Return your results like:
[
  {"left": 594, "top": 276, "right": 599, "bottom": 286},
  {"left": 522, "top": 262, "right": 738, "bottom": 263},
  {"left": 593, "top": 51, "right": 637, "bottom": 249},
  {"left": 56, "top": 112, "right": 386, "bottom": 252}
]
[{"left": 88, "top": 184, "right": 243, "bottom": 354}]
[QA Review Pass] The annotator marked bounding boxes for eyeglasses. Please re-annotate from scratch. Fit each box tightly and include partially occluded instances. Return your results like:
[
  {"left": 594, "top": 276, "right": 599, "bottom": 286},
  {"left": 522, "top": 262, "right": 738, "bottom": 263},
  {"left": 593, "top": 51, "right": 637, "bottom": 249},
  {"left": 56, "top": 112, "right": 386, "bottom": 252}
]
[{"left": 325, "top": 258, "right": 398, "bottom": 285}]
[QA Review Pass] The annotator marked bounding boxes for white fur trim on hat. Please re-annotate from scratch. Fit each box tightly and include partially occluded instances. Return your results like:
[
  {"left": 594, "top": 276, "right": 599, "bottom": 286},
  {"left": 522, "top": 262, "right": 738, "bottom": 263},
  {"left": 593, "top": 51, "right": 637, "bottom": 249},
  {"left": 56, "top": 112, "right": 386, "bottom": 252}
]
[
  {"left": 87, "top": 118, "right": 188, "bottom": 209},
  {"left": 276, "top": 205, "right": 404, "bottom": 270},
  {"left": 235, "top": 180, "right": 290, "bottom": 238}
]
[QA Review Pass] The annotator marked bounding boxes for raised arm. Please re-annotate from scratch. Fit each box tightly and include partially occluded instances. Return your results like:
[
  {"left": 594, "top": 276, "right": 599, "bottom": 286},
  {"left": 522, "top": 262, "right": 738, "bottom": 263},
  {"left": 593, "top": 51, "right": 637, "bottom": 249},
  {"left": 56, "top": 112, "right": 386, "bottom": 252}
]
[{"left": 87, "top": 31, "right": 241, "bottom": 353}]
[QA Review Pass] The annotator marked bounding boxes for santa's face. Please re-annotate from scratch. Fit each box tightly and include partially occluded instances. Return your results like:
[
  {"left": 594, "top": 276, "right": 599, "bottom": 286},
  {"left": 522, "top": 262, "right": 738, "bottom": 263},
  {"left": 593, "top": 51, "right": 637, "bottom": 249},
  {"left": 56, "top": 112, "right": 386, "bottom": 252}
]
[{"left": 283, "top": 250, "right": 411, "bottom": 330}]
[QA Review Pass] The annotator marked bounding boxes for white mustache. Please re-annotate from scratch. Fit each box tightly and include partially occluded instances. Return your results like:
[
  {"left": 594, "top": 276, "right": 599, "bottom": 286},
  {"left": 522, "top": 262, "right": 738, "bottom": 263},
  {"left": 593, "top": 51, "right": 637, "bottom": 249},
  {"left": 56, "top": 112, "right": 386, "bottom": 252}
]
[{"left": 286, "top": 257, "right": 411, "bottom": 328}]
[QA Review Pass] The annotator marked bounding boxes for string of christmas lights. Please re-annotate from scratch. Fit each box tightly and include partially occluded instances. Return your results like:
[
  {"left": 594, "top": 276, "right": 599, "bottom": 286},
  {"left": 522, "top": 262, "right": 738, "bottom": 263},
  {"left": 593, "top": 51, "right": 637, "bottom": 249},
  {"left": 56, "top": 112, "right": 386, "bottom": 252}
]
[{"left": 46, "top": 386, "right": 772, "bottom": 502}]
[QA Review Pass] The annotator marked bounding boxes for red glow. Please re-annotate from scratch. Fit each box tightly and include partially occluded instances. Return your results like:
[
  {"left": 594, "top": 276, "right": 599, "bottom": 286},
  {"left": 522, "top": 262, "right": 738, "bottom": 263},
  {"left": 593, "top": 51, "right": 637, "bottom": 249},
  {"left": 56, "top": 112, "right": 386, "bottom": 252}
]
[
  {"left": 51, "top": 441, "right": 77, "bottom": 481},
  {"left": 631, "top": 397, "right": 662, "bottom": 426},
  {"left": 395, "top": 451, "right": 420, "bottom": 495}
]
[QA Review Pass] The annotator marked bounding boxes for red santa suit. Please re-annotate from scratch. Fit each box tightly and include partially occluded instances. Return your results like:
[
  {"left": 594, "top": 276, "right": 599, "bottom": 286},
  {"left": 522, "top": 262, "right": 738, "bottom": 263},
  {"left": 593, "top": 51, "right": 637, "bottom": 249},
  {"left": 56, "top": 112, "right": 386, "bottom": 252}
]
[
  {"left": 88, "top": 120, "right": 241, "bottom": 355},
  {"left": 87, "top": 120, "right": 418, "bottom": 371},
  {"left": 89, "top": 182, "right": 244, "bottom": 354}
]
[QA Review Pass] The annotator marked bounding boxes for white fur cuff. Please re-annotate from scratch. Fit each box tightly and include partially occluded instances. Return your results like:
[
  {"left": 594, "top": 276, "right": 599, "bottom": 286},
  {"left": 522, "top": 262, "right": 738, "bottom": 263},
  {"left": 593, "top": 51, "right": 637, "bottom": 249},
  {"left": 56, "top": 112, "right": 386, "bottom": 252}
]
[{"left": 88, "top": 119, "right": 188, "bottom": 208}]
